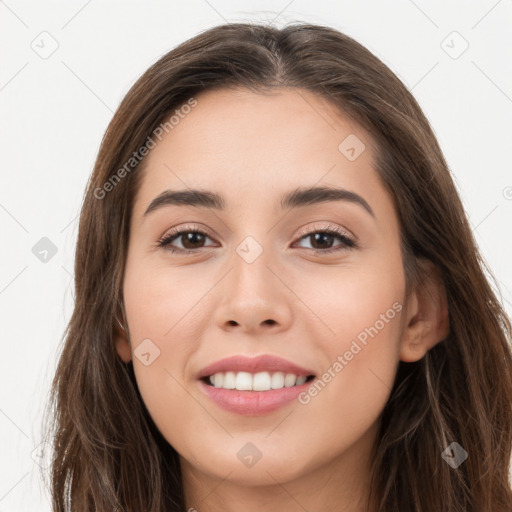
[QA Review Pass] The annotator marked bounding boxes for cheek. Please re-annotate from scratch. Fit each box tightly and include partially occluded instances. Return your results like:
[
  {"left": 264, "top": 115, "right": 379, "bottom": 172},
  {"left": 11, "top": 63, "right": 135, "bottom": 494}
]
[
  {"left": 292, "top": 258, "right": 404, "bottom": 427},
  {"left": 296, "top": 254, "right": 405, "bottom": 357},
  {"left": 123, "top": 258, "right": 209, "bottom": 351},
  {"left": 123, "top": 257, "right": 228, "bottom": 442}
]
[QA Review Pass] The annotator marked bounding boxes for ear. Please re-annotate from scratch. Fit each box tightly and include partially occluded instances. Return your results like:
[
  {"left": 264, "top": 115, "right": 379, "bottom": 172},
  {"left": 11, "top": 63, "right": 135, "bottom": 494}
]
[
  {"left": 114, "top": 309, "right": 132, "bottom": 363},
  {"left": 399, "top": 259, "right": 450, "bottom": 362}
]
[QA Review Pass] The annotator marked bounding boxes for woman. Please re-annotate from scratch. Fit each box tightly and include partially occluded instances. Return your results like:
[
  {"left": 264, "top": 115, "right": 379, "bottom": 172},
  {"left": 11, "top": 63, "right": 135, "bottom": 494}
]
[{"left": 42, "top": 21, "right": 512, "bottom": 511}]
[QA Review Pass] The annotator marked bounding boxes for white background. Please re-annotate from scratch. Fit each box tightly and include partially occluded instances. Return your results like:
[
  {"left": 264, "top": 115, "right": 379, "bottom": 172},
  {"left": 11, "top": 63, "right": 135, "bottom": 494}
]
[{"left": 0, "top": 1, "right": 511, "bottom": 510}]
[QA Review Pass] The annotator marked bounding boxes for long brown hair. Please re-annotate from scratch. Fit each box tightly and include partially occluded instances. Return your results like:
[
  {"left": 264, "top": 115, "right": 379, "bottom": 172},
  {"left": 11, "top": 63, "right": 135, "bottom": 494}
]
[{"left": 41, "top": 22, "right": 512, "bottom": 511}]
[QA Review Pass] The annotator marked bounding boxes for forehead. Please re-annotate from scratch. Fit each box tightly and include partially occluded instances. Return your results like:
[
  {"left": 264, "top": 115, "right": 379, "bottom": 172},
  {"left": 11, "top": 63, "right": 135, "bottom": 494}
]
[{"left": 133, "top": 87, "right": 388, "bottom": 219}]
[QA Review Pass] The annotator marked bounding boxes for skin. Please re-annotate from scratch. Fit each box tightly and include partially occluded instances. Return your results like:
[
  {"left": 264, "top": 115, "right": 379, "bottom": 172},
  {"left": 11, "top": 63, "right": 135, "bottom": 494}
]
[{"left": 114, "top": 87, "right": 449, "bottom": 512}]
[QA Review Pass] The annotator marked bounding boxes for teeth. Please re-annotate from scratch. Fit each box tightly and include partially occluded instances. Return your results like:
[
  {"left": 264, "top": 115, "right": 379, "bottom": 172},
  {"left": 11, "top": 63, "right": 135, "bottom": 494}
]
[
  {"left": 271, "top": 372, "right": 285, "bottom": 389},
  {"left": 223, "top": 371, "right": 236, "bottom": 389},
  {"left": 207, "top": 371, "right": 310, "bottom": 391},
  {"left": 253, "top": 371, "right": 271, "bottom": 391},
  {"left": 235, "top": 371, "right": 253, "bottom": 391},
  {"left": 296, "top": 376, "right": 307, "bottom": 385}
]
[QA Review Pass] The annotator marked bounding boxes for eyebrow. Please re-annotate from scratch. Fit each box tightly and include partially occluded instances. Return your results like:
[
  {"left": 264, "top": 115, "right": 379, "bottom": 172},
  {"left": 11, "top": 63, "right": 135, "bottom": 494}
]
[{"left": 143, "top": 186, "right": 375, "bottom": 218}]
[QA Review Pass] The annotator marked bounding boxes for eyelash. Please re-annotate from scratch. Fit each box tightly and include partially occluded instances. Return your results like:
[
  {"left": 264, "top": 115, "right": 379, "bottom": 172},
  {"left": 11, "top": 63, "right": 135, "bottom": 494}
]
[{"left": 156, "top": 223, "right": 357, "bottom": 255}]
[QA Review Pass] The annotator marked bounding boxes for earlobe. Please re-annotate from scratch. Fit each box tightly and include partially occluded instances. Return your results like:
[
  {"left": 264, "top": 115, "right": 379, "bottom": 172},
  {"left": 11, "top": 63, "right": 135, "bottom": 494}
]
[
  {"left": 114, "top": 314, "right": 132, "bottom": 363},
  {"left": 399, "top": 260, "right": 450, "bottom": 363}
]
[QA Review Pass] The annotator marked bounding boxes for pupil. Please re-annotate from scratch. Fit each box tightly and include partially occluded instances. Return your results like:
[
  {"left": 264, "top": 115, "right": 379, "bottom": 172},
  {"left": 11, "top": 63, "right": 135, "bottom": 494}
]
[
  {"left": 312, "top": 233, "right": 332, "bottom": 249},
  {"left": 183, "top": 232, "right": 204, "bottom": 249}
]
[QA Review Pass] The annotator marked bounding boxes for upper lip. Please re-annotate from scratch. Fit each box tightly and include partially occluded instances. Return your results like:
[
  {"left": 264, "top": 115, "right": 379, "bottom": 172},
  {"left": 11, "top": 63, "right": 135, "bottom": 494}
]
[{"left": 197, "top": 354, "right": 316, "bottom": 380}]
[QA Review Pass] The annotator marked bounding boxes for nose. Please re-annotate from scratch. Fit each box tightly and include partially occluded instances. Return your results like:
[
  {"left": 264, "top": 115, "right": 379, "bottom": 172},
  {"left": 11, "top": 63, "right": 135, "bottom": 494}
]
[{"left": 213, "top": 247, "right": 294, "bottom": 334}]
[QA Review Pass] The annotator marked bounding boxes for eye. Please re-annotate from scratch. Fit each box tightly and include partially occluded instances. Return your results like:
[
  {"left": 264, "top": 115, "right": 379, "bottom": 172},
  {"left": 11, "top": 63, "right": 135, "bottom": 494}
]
[
  {"left": 157, "top": 224, "right": 357, "bottom": 255},
  {"left": 157, "top": 224, "right": 217, "bottom": 254},
  {"left": 293, "top": 225, "right": 357, "bottom": 254}
]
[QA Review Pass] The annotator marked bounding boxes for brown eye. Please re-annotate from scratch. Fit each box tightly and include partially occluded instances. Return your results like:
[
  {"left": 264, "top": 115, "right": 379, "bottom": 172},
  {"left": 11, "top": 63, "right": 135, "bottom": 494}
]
[
  {"left": 157, "top": 227, "right": 216, "bottom": 253},
  {"left": 295, "top": 226, "right": 356, "bottom": 254},
  {"left": 177, "top": 231, "right": 207, "bottom": 249},
  {"left": 157, "top": 224, "right": 357, "bottom": 255}
]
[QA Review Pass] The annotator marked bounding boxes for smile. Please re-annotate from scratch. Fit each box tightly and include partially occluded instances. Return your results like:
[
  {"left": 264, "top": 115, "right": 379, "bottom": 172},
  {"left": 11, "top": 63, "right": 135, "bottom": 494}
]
[{"left": 204, "top": 371, "right": 315, "bottom": 391}]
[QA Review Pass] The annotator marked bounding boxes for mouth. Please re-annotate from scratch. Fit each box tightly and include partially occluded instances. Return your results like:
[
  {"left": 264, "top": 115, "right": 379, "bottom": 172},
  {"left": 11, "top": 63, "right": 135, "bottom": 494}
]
[
  {"left": 198, "top": 373, "right": 316, "bottom": 416},
  {"left": 196, "top": 354, "right": 317, "bottom": 415},
  {"left": 201, "top": 371, "right": 316, "bottom": 391}
]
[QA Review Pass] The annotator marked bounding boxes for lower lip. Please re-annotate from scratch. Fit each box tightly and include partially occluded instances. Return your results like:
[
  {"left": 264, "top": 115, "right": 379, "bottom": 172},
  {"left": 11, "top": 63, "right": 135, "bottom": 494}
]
[{"left": 198, "top": 379, "right": 313, "bottom": 415}]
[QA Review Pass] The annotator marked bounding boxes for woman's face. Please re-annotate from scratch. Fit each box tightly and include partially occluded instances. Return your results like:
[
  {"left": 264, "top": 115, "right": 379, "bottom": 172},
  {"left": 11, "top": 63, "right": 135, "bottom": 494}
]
[{"left": 117, "top": 87, "right": 411, "bottom": 490}]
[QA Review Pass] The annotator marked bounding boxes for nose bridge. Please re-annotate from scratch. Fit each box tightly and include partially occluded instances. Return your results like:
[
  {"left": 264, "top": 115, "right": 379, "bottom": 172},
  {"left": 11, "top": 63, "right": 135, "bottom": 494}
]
[{"left": 229, "top": 234, "right": 278, "bottom": 304}]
